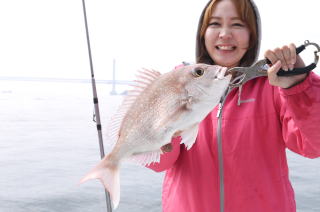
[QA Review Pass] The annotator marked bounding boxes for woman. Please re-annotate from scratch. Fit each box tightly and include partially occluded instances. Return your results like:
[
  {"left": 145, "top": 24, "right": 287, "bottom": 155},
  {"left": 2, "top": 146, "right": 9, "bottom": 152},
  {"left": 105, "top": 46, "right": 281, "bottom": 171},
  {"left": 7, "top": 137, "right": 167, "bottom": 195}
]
[{"left": 148, "top": 0, "right": 320, "bottom": 212}]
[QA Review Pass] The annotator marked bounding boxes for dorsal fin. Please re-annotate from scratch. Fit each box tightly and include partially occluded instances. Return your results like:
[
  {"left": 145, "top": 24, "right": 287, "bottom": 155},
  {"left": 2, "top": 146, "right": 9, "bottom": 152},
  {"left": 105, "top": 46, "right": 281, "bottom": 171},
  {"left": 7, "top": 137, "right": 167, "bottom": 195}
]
[{"left": 104, "top": 68, "right": 161, "bottom": 152}]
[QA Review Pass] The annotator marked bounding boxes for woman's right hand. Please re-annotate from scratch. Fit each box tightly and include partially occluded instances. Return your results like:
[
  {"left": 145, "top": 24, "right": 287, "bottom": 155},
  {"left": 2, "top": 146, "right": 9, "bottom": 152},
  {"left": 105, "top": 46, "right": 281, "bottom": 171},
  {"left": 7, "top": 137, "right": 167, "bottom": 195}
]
[{"left": 264, "top": 43, "right": 307, "bottom": 88}]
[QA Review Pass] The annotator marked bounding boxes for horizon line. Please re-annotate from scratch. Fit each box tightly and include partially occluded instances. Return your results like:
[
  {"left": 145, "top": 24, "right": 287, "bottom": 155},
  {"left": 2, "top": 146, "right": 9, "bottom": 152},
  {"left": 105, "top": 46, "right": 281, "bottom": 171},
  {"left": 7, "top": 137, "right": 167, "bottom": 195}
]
[{"left": 0, "top": 76, "right": 134, "bottom": 85}]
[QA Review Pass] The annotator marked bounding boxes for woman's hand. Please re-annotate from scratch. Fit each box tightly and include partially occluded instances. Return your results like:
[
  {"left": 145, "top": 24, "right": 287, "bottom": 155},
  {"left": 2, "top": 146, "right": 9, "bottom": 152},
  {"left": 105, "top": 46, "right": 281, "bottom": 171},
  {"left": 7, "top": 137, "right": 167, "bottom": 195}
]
[{"left": 264, "top": 43, "right": 307, "bottom": 88}]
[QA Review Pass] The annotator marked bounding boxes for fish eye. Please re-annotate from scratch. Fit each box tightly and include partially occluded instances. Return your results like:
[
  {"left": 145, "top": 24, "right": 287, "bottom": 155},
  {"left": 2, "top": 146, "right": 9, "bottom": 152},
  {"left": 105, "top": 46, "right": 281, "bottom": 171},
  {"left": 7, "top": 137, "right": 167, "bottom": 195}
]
[{"left": 192, "top": 67, "right": 205, "bottom": 77}]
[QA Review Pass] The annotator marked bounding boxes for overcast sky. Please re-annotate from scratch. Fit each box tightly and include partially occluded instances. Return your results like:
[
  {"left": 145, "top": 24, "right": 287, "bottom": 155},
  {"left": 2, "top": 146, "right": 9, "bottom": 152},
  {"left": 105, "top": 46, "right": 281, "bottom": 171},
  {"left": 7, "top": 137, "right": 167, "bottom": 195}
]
[{"left": 0, "top": 0, "right": 319, "bottom": 80}]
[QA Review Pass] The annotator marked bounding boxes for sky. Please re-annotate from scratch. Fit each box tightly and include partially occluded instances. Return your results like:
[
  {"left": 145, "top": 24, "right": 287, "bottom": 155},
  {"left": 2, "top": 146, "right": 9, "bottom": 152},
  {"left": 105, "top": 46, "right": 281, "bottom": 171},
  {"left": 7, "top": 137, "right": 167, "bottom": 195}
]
[{"left": 0, "top": 0, "right": 319, "bottom": 80}]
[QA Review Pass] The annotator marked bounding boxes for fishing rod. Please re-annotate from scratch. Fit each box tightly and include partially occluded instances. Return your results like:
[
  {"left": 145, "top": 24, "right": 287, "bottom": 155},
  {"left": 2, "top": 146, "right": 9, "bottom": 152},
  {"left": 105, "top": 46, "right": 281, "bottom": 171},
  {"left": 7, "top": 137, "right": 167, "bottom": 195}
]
[{"left": 81, "top": 0, "right": 113, "bottom": 211}]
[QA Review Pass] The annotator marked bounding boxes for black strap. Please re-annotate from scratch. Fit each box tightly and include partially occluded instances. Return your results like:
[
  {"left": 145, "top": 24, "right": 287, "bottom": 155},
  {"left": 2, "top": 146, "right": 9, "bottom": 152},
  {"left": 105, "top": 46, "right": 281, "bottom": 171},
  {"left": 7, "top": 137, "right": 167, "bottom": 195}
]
[{"left": 277, "top": 63, "right": 316, "bottom": 76}]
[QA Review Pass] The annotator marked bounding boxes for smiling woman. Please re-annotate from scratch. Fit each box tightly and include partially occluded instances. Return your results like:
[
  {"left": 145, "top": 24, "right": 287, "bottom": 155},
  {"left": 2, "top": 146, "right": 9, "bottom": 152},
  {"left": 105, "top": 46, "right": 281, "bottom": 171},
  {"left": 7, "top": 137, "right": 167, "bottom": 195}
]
[{"left": 147, "top": 1, "right": 320, "bottom": 212}]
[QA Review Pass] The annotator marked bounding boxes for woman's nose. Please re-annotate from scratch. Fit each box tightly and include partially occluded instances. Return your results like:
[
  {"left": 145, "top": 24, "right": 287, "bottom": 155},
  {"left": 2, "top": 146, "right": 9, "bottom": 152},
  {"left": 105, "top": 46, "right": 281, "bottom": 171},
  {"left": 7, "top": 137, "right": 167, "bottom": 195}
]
[{"left": 219, "top": 27, "right": 232, "bottom": 39}]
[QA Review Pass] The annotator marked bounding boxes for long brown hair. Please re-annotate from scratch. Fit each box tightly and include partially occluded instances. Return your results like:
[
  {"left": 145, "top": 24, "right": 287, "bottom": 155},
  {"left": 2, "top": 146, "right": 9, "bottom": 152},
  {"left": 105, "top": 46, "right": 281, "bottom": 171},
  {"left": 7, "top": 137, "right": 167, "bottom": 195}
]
[{"left": 196, "top": 0, "right": 260, "bottom": 67}]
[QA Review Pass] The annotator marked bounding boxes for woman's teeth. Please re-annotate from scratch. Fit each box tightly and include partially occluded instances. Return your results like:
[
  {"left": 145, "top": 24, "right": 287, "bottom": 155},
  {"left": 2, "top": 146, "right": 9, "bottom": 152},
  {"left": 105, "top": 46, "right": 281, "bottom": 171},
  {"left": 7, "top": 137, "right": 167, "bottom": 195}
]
[{"left": 216, "top": 46, "right": 236, "bottom": 50}]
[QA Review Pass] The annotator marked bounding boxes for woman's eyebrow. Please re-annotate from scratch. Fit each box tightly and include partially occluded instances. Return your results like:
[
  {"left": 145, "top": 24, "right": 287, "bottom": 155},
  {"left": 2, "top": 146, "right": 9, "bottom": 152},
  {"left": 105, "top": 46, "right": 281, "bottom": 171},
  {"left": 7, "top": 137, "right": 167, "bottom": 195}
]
[
  {"left": 231, "top": 17, "right": 243, "bottom": 21},
  {"left": 210, "top": 16, "right": 221, "bottom": 20},
  {"left": 210, "top": 16, "right": 242, "bottom": 21}
]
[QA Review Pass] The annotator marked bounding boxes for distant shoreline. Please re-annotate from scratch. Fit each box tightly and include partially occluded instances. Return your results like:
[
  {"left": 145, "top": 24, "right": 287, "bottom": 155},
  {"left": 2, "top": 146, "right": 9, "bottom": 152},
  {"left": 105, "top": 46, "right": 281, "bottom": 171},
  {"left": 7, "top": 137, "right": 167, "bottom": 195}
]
[{"left": 0, "top": 76, "right": 133, "bottom": 85}]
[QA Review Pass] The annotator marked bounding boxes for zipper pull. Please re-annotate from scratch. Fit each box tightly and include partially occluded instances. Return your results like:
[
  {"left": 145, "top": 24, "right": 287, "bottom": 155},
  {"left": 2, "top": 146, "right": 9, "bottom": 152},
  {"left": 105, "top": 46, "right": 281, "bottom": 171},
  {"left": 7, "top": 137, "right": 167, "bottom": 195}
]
[{"left": 216, "top": 103, "right": 222, "bottom": 118}]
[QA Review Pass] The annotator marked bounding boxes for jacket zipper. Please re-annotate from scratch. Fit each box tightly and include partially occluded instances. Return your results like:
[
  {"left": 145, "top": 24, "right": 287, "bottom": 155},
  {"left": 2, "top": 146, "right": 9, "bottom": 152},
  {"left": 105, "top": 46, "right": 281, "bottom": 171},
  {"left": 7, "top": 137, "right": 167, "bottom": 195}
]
[
  {"left": 216, "top": 87, "right": 231, "bottom": 212},
  {"left": 216, "top": 103, "right": 223, "bottom": 118},
  {"left": 216, "top": 100, "right": 225, "bottom": 212}
]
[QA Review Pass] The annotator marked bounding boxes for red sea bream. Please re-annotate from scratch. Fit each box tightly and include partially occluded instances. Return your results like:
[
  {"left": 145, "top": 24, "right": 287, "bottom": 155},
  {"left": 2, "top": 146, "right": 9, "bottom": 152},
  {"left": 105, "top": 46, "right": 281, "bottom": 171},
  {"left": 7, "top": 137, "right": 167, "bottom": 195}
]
[{"left": 80, "top": 64, "right": 231, "bottom": 209}]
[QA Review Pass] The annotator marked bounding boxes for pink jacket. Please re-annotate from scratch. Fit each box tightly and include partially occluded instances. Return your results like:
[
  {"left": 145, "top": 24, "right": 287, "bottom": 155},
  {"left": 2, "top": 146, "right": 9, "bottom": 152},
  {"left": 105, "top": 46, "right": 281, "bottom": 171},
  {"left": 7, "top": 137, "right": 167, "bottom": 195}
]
[{"left": 148, "top": 72, "right": 320, "bottom": 212}]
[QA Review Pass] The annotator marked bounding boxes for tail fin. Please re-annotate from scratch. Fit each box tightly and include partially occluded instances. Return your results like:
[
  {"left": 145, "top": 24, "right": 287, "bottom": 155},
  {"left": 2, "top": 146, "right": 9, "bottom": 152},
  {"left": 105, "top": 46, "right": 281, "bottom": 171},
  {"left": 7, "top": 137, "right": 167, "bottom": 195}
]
[{"left": 80, "top": 157, "right": 120, "bottom": 209}]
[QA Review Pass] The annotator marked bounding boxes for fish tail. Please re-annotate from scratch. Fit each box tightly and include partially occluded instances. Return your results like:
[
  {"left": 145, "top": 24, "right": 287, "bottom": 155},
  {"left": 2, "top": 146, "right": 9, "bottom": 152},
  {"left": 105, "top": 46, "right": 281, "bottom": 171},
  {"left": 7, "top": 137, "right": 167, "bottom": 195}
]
[{"left": 79, "top": 155, "right": 120, "bottom": 209}]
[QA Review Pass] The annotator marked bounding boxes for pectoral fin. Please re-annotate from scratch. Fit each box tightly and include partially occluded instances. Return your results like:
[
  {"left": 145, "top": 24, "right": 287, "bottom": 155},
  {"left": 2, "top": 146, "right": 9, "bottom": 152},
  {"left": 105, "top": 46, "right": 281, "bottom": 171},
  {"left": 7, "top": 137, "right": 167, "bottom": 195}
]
[
  {"left": 128, "top": 150, "right": 162, "bottom": 166},
  {"left": 180, "top": 124, "right": 199, "bottom": 150}
]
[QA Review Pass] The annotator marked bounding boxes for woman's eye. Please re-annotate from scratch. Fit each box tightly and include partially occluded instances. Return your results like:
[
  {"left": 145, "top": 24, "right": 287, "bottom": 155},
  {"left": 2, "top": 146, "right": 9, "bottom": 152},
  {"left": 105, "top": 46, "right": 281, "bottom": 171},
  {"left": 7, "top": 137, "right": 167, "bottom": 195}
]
[
  {"left": 208, "top": 22, "right": 220, "bottom": 27},
  {"left": 232, "top": 23, "right": 245, "bottom": 27}
]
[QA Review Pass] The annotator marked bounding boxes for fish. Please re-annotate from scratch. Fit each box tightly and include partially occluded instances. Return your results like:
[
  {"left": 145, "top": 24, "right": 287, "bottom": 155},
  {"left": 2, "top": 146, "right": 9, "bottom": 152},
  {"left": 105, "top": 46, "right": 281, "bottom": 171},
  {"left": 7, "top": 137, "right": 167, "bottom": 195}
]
[{"left": 80, "top": 63, "right": 231, "bottom": 209}]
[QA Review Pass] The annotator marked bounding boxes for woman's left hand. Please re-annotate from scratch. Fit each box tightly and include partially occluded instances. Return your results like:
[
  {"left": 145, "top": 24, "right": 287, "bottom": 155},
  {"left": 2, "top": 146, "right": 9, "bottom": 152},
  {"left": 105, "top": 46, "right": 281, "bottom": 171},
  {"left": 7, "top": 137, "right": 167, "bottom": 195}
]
[{"left": 264, "top": 43, "right": 307, "bottom": 88}]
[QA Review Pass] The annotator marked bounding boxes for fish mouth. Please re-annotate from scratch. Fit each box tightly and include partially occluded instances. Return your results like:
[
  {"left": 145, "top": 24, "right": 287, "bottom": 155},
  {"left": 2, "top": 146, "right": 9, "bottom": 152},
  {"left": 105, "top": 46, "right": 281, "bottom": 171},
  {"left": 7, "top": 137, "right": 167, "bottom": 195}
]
[
  {"left": 224, "top": 67, "right": 244, "bottom": 81},
  {"left": 217, "top": 67, "right": 231, "bottom": 79}
]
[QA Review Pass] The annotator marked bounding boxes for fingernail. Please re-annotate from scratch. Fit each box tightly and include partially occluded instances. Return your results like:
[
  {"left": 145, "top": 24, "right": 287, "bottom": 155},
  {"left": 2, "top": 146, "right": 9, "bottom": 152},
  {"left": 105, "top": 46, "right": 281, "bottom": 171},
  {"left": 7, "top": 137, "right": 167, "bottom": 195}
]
[
  {"left": 289, "top": 65, "right": 294, "bottom": 70},
  {"left": 283, "top": 66, "right": 288, "bottom": 71}
]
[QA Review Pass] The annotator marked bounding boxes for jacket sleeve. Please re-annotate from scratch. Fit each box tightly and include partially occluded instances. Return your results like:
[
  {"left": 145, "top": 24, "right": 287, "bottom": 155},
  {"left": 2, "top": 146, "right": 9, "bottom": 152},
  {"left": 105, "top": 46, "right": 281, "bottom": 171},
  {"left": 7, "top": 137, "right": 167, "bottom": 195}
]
[
  {"left": 146, "top": 137, "right": 181, "bottom": 172},
  {"left": 274, "top": 72, "right": 320, "bottom": 158}
]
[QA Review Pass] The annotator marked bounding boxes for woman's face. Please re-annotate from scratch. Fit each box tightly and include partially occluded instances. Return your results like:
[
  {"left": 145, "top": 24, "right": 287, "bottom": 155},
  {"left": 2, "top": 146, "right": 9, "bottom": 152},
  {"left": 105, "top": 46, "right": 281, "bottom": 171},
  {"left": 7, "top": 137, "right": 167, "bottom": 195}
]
[{"left": 204, "top": 0, "right": 250, "bottom": 68}]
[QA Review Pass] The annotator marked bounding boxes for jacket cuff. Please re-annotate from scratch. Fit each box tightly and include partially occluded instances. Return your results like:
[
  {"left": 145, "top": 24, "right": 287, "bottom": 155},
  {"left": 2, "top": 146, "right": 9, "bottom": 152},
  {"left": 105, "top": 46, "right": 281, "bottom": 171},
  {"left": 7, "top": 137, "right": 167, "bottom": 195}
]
[{"left": 279, "top": 73, "right": 313, "bottom": 96}]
